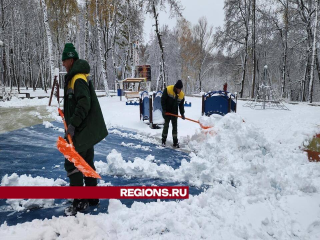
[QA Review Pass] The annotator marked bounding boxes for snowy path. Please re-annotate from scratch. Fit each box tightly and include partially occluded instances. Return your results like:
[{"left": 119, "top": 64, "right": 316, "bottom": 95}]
[
  {"left": 0, "top": 122, "right": 204, "bottom": 226},
  {"left": 0, "top": 106, "right": 54, "bottom": 134}
]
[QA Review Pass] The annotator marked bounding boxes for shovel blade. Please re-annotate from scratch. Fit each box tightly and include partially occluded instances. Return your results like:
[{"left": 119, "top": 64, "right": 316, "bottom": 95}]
[
  {"left": 304, "top": 134, "right": 320, "bottom": 162},
  {"left": 305, "top": 149, "right": 320, "bottom": 162},
  {"left": 199, "top": 123, "right": 211, "bottom": 129},
  {"left": 56, "top": 136, "right": 101, "bottom": 179}
]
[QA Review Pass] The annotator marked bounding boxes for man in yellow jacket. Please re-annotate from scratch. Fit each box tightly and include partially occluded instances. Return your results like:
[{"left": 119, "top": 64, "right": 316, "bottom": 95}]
[{"left": 161, "top": 80, "right": 185, "bottom": 148}]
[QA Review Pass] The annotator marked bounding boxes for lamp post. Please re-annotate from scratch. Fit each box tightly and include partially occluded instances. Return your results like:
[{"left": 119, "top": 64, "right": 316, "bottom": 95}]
[{"left": 0, "top": 40, "right": 3, "bottom": 87}]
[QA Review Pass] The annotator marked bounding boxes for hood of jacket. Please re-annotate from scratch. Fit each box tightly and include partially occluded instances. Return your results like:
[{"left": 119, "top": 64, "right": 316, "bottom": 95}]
[{"left": 65, "top": 59, "right": 90, "bottom": 85}]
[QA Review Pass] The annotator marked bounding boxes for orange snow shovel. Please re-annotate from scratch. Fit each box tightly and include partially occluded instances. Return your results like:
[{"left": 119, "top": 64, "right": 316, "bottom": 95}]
[
  {"left": 165, "top": 112, "right": 212, "bottom": 129},
  {"left": 56, "top": 108, "right": 101, "bottom": 179}
]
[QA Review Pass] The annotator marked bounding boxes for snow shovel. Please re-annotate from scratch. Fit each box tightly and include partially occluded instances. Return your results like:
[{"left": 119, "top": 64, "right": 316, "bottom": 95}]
[
  {"left": 304, "top": 133, "right": 320, "bottom": 162},
  {"left": 56, "top": 108, "right": 101, "bottom": 179},
  {"left": 165, "top": 112, "right": 211, "bottom": 129}
]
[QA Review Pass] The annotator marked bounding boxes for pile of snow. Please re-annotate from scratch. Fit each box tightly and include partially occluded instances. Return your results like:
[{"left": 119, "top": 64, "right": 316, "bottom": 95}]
[
  {"left": 96, "top": 114, "right": 319, "bottom": 194},
  {"left": 1, "top": 193, "right": 319, "bottom": 239},
  {"left": 1, "top": 173, "right": 67, "bottom": 212},
  {"left": 109, "top": 129, "right": 160, "bottom": 145},
  {"left": 45, "top": 106, "right": 63, "bottom": 122},
  {"left": 42, "top": 121, "right": 64, "bottom": 133},
  {"left": 95, "top": 151, "right": 175, "bottom": 179},
  {"left": 120, "top": 142, "right": 152, "bottom": 151}
]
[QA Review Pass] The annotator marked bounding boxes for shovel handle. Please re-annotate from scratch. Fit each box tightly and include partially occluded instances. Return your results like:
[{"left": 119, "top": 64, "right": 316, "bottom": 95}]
[
  {"left": 58, "top": 108, "right": 73, "bottom": 145},
  {"left": 165, "top": 112, "right": 212, "bottom": 129},
  {"left": 165, "top": 112, "right": 200, "bottom": 124}
]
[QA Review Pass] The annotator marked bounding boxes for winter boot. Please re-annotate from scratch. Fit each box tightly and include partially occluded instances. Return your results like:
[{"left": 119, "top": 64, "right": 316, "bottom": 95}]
[
  {"left": 88, "top": 199, "right": 100, "bottom": 206},
  {"left": 162, "top": 139, "right": 166, "bottom": 147},
  {"left": 64, "top": 199, "right": 89, "bottom": 216},
  {"left": 64, "top": 205, "right": 77, "bottom": 216},
  {"left": 173, "top": 142, "right": 180, "bottom": 148}
]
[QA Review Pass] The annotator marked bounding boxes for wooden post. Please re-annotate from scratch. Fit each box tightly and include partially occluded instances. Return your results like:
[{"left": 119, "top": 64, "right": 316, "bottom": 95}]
[
  {"left": 202, "top": 94, "right": 205, "bottom": 116},
  {"left": 149, "top": 96, "right": 153, "bottom": 128},
  {"left": 56, "top": 82, "right": 60, "bottom": 107},
  {"left": 48, "top": 75, "right": 58, "bottom": 106},
  {"left": 139, "top": 97, "right": 142, "bottom": 120},
  {"left": 235, "top": 95, "right": 238, "bottom": 113}
]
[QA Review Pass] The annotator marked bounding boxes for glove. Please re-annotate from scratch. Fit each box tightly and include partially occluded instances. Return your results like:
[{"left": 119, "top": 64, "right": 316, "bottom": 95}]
[
  {"left": 65, "top": 124, "right": 75, "bottom": 139},
  {"left": 181, "top": 114, "right": 185, "bottom": 120}
]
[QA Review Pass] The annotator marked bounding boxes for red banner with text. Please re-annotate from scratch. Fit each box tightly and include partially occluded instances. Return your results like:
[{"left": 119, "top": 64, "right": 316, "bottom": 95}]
[{"left": 0, "top": 186, "right": 189, "bottom": 199}]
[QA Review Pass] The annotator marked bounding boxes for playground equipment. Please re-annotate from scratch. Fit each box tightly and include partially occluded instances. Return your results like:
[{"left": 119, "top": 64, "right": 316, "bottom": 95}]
[
  {"left": 185, "top": 101, "right": 191, "bottom": 107},
  {"left": 149, "top": 91, "right": 164, "bottom": 128},
  {"left": 139, "top": 91, "right": 164, "bottom": 129},
  {"left": 126, "top": 98, "right": 139, "bottom": 106},
  {"left": 49, "top": 68, "right": 60, "bottom": 106},
  {"left": 139, "top": 91, "right": 193, "bottom": 128},
  {"left": 243, "top": 65, "right": 289, "bottom": 110},
  {"left": 117, "top": 78, "right": 151, "bottom": 102},
  {"left": 202, "top": 91, "right": 237, "bottom": 116},
  {"left": 140, "top": 91, "right": 150, "bottom": 121}
]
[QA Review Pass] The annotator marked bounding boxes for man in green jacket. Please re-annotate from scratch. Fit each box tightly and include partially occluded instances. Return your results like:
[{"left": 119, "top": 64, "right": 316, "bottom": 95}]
[
  {"left": 161, "top": 80, "right": 185, "bottom": 148},
  {"left": 62, "top": 43, "right": 108, "bottom": 215}
]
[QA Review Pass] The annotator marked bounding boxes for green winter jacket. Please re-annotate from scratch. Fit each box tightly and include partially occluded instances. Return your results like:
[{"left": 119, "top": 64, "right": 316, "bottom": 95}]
[
  {"left": 64, "top": 59, "right": 108, "bottom": 152},
  {"left": 161, "top": 85, "right": 185, "bottom": 115}
]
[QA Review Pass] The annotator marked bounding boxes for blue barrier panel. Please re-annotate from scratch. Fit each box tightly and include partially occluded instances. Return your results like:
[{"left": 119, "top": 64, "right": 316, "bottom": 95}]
[
  {"left": 204, "top": 91, "right": 236, "bottom": 116},
  {"left": 126, "top": 100, "right": 139, "bottom": 106},
  {"left": 153, "top": 91, "right": 162, "bottom": 112},
  {"left": 142, "top": 97, "right": 149, "bottom": 120},
  {"left": 140, "top": 91, "right": 149, "bottom": 120},
  {"left": 184, "top": 101, "right": 192, "bottom": 107}
]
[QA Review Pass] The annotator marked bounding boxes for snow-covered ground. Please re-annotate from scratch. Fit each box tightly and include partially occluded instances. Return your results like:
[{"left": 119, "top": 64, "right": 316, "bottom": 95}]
[{"left": 1, "top": 94, "right": 320, "bottom": 239}]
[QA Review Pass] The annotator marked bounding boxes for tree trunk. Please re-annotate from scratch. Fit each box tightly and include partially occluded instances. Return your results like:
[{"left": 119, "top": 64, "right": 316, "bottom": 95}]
[
  {"left": 302, "top": 57, "right": 310, "bottom": 101},
  {"left": 240, "top": 36, "right": 249, "bottom": 98},
  {"left": 152, "top": 2, "right": 166, "bottom": 91},
  {"left": 250, "top": 0, "right": 256, "bottom": 98},
  {"left": 0, "top": 0, "right": 7, "bottom": 87},
  {"left": 315, "top": 49, "right": 320, "bottom": 85},
  {"left": 111, "top": 8, "right": 118, "bottom": 86},
  {"left": 84, "top": 0, "right": 89, "bottom": 60},
  {"left": 239, "top": 0, "right": 250, "bottom": 98},
  {"left": 40, "top": 0, "right": 55, "bottom": 88},
  {"left": 281, "top": 0, "right": 289, "bottom": 98},
  {"left": 308, "top": 0, "right": 318, "bottom": 103},
  {"left": 96, "top": 0, "right": 109, "bottom": 95}
]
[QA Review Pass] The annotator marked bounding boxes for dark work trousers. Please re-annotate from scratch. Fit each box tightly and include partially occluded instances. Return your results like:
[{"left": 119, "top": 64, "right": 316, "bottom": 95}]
[
  {"left": 162, "top": 115, "right": 178, "bottom": 144},
  {"left": 64, "top": 146, "right": 97, "bottom": 186}
]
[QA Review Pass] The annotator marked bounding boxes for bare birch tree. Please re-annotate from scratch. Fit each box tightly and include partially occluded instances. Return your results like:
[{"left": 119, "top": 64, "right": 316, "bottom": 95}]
[
  {"left": 193, "top": 17, "right": 215, "bottom": 93},
  {"left": 308, "top": 0, "right": 318, "bottom": 103},
  {"left": 95, "top": 0, "right": 109, "bottom": 96},
  {"left": 144, "top": 0, "right": 182, "bottom": 91},
  {"left": 40, "top": 0, "right": 55, "bottom": 89}
]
